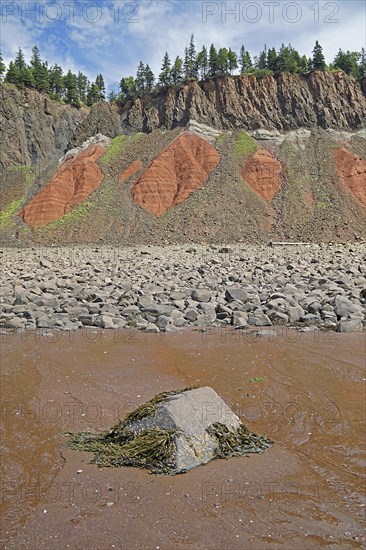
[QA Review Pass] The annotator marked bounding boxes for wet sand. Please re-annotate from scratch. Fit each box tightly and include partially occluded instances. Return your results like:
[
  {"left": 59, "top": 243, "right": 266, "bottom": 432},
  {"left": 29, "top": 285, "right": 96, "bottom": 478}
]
[{"left": 0, "top": 328, "right": 365, "bottom": 549}]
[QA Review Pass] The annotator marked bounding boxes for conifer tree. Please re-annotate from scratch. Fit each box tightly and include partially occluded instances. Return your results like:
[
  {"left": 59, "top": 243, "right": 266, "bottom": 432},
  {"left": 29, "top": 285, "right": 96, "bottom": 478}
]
[
  {"left": 5, "top": 61, "right": 18, "bottom": 84},
  {"left": 227, "top": 48, "right": 238, "bottom": 74},
  {"left": 64, "top": 70, "right": 80, "bottom": 106},
  {"left": 119, "top": 76, "right": 136, "bottom": 101},
  {"left": 49, "top": 65, "right": 64, "bottom": 98},
  {"left": 77, "top": 71, "right": 88, "bottom": 103},
  {"left": 144, "top": 64, "right": 155, "bottom": 91},
  {"left": 209, "top": 44, "right": 219, "bottom": 77},
  {"left": 30, "top": 47, "right": 50, "bottom": 93},
  {"left": 217, "top": 48, "right": 229, "bottom": 75},
  {"left": 257, "top": 48, "right": 267, "bottom": 70},
  {"left": 185, "top": 33, "right": 197, "bottom": 79},
  {"left": 239, "top": 46, "right": 252, "bottom": 73},
  {"left": 95, "top": 74, "right": 105, "bottom": 99},
  {"left": 136, "top": 61, "right": 146, "bottom": 92},
  {"left": 86, "top": 82, "right": 100, "bottom": 105},
  {"left": 267, "top": 47, "right": 277, "bottom": 72},
  {"left": 196, "top": 46, "right": 208, "bottom": 79},
  {"left": 170, "top": 56, "right": 183, "bottom": 85},
  {"left": 312, "top": 40, "right": 326, "bottom": 70},
  {"left": 159, "top": 52, "right": 172, "bottom": 87}
]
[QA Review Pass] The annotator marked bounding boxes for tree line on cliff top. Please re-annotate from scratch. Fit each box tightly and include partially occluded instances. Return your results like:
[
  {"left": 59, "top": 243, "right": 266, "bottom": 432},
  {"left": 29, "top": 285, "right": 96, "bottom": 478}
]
[{"left": 1, "top": 37, "right": 365, "bottom": 107}]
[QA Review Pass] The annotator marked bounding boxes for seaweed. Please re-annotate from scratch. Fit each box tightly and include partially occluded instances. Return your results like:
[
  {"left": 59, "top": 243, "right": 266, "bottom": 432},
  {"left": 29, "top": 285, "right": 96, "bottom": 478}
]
[{"left": 206, "top": 422, "right": 272, "bottom": 457}]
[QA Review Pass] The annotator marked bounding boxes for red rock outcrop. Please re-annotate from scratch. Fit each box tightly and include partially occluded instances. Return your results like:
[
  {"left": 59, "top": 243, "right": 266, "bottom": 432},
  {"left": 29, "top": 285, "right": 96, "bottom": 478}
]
[
  {"left": 20, "top": 145, "right": 105, "bottom": 227},
  {"left": 119, "top": 160, "right": 143, "bottom": 183},
  {"left": 241, "top": 149, "right": 282, "bottom": 201},
  {"left": 334, "top": 148, "right": 366, "bottom": 206},
  {"left": 131, "top": 133, "right": 220, "bottom": 216}
]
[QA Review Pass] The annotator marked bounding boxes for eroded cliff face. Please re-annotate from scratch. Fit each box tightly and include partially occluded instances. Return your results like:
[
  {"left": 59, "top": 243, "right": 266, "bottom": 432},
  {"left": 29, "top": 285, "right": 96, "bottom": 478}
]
[
  {"left": 120, "top": 72, "right": 366, "bottom": 134},
  {"left": 0, "top": 85, "right": 88, "bottom": 171}
]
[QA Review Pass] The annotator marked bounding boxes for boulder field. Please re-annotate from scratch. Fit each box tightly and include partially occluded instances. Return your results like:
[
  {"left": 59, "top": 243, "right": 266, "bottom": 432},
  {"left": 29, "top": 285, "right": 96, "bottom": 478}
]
[
  {"left": 20, "top": 144, "right": 106, "bottom": 227},
  {"left": 131, "top": 132, "right": 221, "bottom": 216},
  {"left": 1, "top": 243, "right": 365, "bottom": 334}
]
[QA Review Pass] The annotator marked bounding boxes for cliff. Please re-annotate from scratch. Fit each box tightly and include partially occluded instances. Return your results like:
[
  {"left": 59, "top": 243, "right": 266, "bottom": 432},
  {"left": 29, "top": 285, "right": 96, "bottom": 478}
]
[
  {"left": 0, "top": 72, "right": 365, "bottom": 245},
  {"left": 117, "top": 71, "right": 366, "bottom": 134}
]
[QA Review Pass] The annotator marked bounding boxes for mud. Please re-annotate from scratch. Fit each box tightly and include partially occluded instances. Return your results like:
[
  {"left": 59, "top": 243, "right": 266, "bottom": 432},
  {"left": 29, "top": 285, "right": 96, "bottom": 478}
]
[{"left": 0, "top": 328, "right": 365, "bottom": 549}]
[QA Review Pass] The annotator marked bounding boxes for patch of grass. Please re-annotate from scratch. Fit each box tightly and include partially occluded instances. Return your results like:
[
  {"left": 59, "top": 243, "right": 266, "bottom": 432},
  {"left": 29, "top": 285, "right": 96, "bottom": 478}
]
[
  {"left": 100, "top": 135, "right": 127, "bottom": 167},
  {"left": 0, "top": 198, "right": 25, "bottom": 228},
  {"left": 280, "top": 140, "right": 295, "bottom": 155},
  {"left": 235, "top": 131, "right": 257, "bottom": 157},
  {"left": 216, "top": 131, "right": 229, "bottom": 145},
  {"left": 316, "top": 201, "right": 329, "bottom": 210},
  {"left": 249, "top": 377, "right": 268, "bottom": 383},
  {"left": 6, "top": 164, "right": 35, "bottom": 186}
]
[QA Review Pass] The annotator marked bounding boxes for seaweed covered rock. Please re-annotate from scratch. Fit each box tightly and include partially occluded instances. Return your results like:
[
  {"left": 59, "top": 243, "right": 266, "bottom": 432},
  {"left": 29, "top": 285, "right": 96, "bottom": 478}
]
[{"left": 67, "top": 387, "right": 272, "bottom": 474}]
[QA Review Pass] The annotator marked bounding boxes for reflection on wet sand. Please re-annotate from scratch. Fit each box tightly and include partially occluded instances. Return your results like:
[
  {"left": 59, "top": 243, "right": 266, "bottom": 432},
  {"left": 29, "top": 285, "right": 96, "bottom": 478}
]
[{"left": 1, "top": 328, "right": 365, "bottom": 549}]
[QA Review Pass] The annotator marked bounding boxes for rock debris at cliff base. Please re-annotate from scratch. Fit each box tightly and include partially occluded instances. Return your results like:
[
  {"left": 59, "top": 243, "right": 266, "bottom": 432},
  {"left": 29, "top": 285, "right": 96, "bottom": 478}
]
[{"left": 0, "top": 243, "right": 365, "bottom": 334}]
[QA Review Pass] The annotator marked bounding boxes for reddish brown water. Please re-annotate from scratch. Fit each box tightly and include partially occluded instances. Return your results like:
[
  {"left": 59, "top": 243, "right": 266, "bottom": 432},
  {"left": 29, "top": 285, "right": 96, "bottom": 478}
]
[{"left": 1, "top": 328, "right": 365, "bottom": 549}]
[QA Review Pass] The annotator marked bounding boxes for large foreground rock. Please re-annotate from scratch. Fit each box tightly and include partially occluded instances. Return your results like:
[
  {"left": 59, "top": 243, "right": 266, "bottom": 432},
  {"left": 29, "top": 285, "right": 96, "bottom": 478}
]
[
  {"left": 125, "top": 387, "right": 243, "bottom": 472},
  {"left": 68, "top": 386, "right": 271, "bottom": 474}
]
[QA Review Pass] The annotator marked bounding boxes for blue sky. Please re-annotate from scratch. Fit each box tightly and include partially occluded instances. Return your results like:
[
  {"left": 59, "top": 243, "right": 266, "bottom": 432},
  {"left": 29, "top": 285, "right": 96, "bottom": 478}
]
[{"left": 1, "top": 0, "right": 365, "bottom": 92}]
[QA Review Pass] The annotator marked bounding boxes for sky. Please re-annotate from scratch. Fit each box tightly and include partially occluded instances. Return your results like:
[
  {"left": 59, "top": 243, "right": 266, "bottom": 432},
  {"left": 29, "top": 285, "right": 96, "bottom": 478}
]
[{"left": 1, "top": 0, "right": 365, "bottom": 93}]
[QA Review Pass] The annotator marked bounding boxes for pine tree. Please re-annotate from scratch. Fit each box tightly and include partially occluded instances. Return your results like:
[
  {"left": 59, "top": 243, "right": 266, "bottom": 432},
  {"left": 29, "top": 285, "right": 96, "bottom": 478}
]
[
  {"left": 185, "top": 34, "right": 197, "bottom": 79},
  {"left": 267, "top": 47, "right": 277, "bottom": 72},
  {"left": 144, "top": 64, "right": 155, "bottom": 91},
  {"left": 298, "top": 55, "right": 311, "bottom": 74},
  {"left": 30, "top": 47, "right": 50, "bottom": 93},
  {"left": 217, "top": 48, "right": 229, "bottom": 75},
  {"left": 76, "top": 72, "right": 88, "bottom": 103},
  {"left": 49, "top": 65, "right": 64, "bottom": 98},
  {"left": 11, "top": 47, "right": 35, "bottom": 88},
  {"left": 5, "top": 61, "right": 18, "bottom": 85},
  {"left": 119, "top": 76, "right": 136, "bottom": 101},
  {"left": 312, "top": 40, "right": 326, "bottom": 71},
  {"left": 333, "top": 49, "right": 360, "bottom": 78},
  {"left": 136, "top": 61, "right": 146, "bottom": 92},
  {"left": 159, "top": 52, "right": 172, "bottom": 87},
  {"left": 14, "top": 47, "right": 26, "bottom": 72},
  {"left": 0, "top": 52, "right": 6, "bottom": 80},
  {"left": 227, "top": 48, "right": 238, "bottom": 74},
  {"left": 64, "top": 70, "right": 80, "bottom": 106},
  {"left": 196, "top": 46, "right": 208, "bottom": 80},
  {"left": 21, "top": 66, "right": 35, "bottom": 88},
  {"left": 239, "top": 46, "right": 252, "bottom": 73},
  {"left": 209, "top": 44, "right": 219, "bottom": 77},
  {"left": 170, "top": 56, "right": 183, "bottom": 85},
  {"left": 95, "top": 74, "right": 105, "bottom": 100},
  {"left": 86, "top": 83, "right": 100, "bottom": 106},
  {"left": 256, "top": 48, "right": 267, "bottom": 70},
  {"left": 183, "top": 47, "right": 190, "bottom": 79}
]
